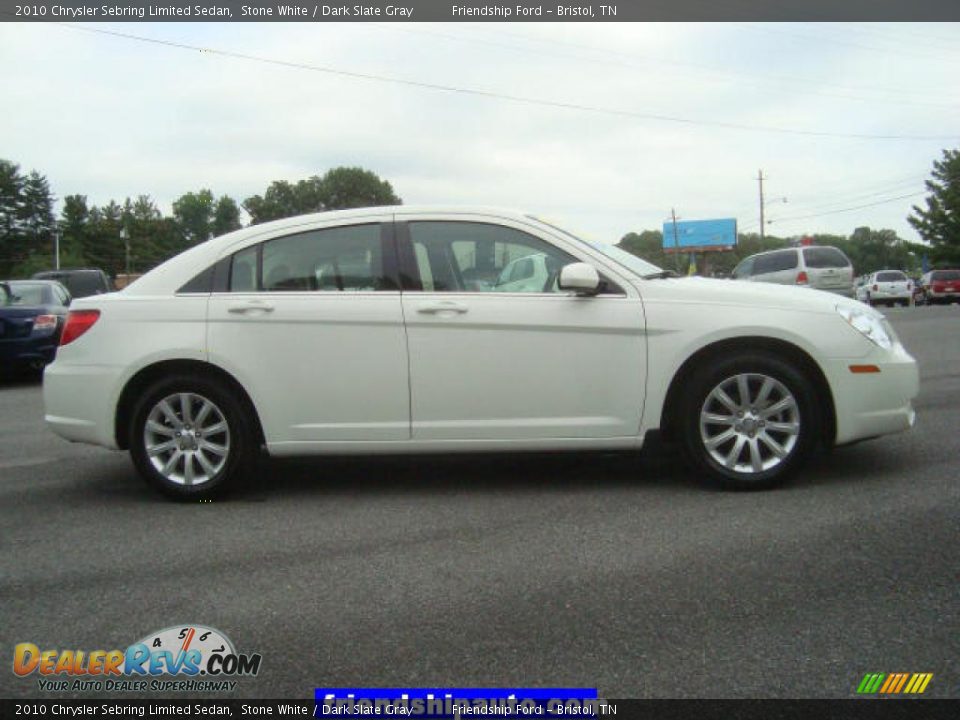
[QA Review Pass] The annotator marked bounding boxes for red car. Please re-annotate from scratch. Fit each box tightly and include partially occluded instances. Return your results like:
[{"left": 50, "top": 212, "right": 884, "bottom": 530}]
[{"left": 920, "top": 269, "right": 960, "bottom": 305}]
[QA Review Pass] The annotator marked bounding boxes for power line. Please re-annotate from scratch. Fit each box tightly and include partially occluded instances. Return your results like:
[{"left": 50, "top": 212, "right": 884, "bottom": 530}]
[
  {"left": 767, "top": 191, "right": 926, "bottom": 224},
  {"left": 369, "top": 23, "right": 960, "bottom": 111},
  {"left": 48, "top": 22, "right": 960, "bottom": 143}
]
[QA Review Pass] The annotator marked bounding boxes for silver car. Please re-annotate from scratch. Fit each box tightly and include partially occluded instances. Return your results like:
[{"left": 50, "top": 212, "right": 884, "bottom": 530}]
[{"left": 732, "top": 246, "right": 854, "bottom": 297}]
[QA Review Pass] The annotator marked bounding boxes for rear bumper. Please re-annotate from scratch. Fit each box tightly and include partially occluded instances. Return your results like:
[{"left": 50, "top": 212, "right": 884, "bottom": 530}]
[
  {"left": 43, "top": 361, "right": 121, "bottom": 449},
  {"left": 0, "top": 337, "right": 58, "bottom": 370},
  {"left": 824, "top": 343, "right": 919, "bottom": 445}
]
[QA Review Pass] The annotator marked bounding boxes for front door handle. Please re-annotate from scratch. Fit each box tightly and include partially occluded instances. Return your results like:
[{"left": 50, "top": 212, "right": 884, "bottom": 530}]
[
  {"left": 416, "top": 301, "right": 468, "bottom": 315},
  {"left": 227, "top": 301, "right": 275, "bottom": 314}
]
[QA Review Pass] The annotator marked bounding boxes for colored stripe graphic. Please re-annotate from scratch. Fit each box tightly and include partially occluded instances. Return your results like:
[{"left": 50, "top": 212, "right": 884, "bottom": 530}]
[
  {"left": 856, "top": 672, "right": 932, "bottom": 694},
  {"left": 857, "top": 673, "right": 885, "bottom": 693}
]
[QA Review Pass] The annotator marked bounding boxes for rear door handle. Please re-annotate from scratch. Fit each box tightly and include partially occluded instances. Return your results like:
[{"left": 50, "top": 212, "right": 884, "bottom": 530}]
[
  {"left": 416, "top": 301, "right": 468, "bottom": 315},
  {"left": 227, "top": 301, "right": 275, "bottom": 314}
]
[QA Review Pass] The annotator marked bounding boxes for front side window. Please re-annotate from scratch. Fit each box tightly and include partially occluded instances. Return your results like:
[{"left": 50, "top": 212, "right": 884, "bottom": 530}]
[
  {"left": 228, "top": 224, "right": 394, "bottom": 292},
  {"left": 405, "top": 222, "right": 575, "bottom": 293}
]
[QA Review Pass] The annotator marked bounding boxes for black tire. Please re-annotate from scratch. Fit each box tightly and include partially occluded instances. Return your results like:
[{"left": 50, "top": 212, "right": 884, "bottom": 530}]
[
  {"left": 678, "top": 352, "right": 821, "bottom": 490},
  {"left": 129, "top": 374, "right": 257, "bottom": 500}
]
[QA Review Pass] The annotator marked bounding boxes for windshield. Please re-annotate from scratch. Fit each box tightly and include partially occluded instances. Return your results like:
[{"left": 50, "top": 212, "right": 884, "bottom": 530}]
[{"left": 530, "top": 216, "right": 663, "bottom": 277}]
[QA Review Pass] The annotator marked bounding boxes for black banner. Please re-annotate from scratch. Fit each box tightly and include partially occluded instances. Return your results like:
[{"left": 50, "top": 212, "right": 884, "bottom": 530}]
[{"left": 3, "top": 0, "right": 960, "bottom": 22}]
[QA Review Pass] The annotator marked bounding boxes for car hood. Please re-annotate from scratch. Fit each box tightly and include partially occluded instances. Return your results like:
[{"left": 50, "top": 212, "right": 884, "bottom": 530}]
[{"left": 642, "top": 276, "right": 865, "bottom": 315}]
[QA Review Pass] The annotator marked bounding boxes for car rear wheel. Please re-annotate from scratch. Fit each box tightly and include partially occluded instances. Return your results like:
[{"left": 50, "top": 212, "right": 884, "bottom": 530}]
[
  {"left": 130, "top": 375, "right": 255, "bottom": 499},
  {"left": 679, "top": 353, "right": 820, "bottom": 490}
]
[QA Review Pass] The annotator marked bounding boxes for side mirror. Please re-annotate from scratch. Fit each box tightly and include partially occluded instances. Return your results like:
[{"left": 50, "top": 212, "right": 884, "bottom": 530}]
[{"left": 558, "top": 262, "right": 601, "bottom": 295}]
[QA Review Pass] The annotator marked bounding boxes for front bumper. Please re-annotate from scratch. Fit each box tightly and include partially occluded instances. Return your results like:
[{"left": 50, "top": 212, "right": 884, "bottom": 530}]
[{"left": 824, "top": 342, "right": 919, "bottom": 445}]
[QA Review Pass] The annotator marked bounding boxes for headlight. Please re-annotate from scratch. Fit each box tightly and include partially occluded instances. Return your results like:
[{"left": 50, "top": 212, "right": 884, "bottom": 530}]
[{"left": 835, "top": 304, "right": 892, "bottom": 350}]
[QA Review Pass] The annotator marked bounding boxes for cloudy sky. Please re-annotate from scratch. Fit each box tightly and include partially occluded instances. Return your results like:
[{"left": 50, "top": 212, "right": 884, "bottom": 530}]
[{"left": 2, "top": 20, "right": 959, "bottom": 244}]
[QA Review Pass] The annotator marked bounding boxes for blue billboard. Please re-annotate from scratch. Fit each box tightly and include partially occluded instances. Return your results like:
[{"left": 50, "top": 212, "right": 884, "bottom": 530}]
[{"left": 662, "top": 218, "right": 737, "bottom": 251}]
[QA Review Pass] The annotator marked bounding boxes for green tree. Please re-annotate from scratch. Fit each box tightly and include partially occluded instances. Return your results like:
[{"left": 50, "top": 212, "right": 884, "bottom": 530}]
[
  {"left": 0, "top": 160, "right": 25, "bottom": 275},
  {"left": 60, "top": 194, "right": 91, "bottom": 263},
  {"left": 243, "top": 167, "right": 401, "bottom": 225},
  {"left": 908, "top": 148, "right": 960, "bottom": 265},
  {"left": 20, "top": 171, "right": 56, "bottom": 260},
  {"left": 172, "top": 189, "right": 215, "bottom": 245},
  {"left": 212, "top": 195, "right": 242, "bottom": 237}
]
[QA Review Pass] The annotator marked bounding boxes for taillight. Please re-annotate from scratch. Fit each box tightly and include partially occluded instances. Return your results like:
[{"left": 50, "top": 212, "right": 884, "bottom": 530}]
[
  {"left": 907, "top": 281, "right": 912, "bottom": 290},
  {"left": 60, "top": 310, "right": 100, "bottom": 346},
  {"left": 33, "top": 314, "right": 58, "bottom": 331},
  {"left": 796, "top": 271, "right": 809, "bottom": 285}
]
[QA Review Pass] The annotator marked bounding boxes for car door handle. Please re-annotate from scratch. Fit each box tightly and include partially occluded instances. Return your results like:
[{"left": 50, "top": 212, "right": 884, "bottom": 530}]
[
  {"left": 416, "top": 301, "right": 468, "bottom": 315},
  {"left": 227, "top": 301, "right": 275, "bottom": 314}
]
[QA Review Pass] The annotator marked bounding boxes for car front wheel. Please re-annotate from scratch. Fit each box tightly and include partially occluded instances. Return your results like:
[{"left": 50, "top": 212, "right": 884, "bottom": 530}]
[
  {"left": 679, "top": 353, "right": 820, "bottom": 489},
  {"left": 130, "top": 375, "right": 255, "bottom": 499}
]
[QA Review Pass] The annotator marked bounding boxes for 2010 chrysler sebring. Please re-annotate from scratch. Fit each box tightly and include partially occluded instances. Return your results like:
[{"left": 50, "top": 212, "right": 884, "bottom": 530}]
[{"left": 43, "top": 208, "right": 919, "bottom": 499}]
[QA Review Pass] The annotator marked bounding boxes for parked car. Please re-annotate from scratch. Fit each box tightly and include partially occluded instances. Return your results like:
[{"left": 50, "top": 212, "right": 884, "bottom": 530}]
[
  {"left": 1, "top": 279, "right": 71, "bottom": 375},
  {"left": 32, "top": 268, "right": 113, "bottom": 298},
  {"left": 43, "top": 207, "right": 918, "bottom": 499},
  {"left": 919, "top": 269, "right": 960, "bottom": 305},
  {"left": 856, "top": 270, "right": 913, "bottom": 307},
  {"left": 731, "top": 246, "right": 855, "bottom": 297}
]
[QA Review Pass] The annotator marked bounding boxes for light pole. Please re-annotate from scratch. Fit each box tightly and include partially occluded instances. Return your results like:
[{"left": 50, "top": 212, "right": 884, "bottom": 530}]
[
  {"left": 120, "top": 226, "right": 130, "bottom": 277},
  {"left": 763, "top": 196, "right": 788, "bottom": 236},
  {"left": 53, "top": 227, "right": 60, "bottom": 270}
]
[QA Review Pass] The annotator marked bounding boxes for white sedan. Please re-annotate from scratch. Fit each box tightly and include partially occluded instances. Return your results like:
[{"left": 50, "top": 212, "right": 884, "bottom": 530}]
[{"left": 43, "top": 207, "right": 919, "bottom": 499}]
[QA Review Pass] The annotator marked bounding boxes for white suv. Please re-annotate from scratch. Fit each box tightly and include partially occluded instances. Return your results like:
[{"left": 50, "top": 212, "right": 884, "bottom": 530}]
[
  {"left": 856, "top": 270, "right": 913, "bottom": 307},
  {"left": 43, "top": 207, "right": 918, "bottom": 499},
  {"left": 732, "top": 246, "right": 855, "bottom": 297}
]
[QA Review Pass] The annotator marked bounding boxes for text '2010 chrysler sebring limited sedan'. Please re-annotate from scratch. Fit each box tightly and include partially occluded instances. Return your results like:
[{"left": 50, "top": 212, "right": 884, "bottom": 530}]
[{"left": 43, "top": 208, "right": 919, "bottom": 499}]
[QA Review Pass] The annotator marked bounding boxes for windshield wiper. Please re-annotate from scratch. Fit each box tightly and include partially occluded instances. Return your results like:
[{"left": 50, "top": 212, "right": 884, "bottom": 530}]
[{"left": 642, "top": 270, "right": 680, "bottom": 279}]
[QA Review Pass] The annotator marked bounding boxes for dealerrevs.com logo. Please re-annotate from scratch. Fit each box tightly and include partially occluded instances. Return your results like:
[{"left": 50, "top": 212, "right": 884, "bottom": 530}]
[{"left": 13, "top": 625, "right": 262, "bottom": 692}]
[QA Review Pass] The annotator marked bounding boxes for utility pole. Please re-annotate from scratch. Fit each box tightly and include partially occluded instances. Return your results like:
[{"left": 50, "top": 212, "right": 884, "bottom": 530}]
[
  {"left": 758, "top": 169, "right": 765, "bottom": 240},
  {"left": 670, "top": 208, "right": 682, "bottom": 273}
]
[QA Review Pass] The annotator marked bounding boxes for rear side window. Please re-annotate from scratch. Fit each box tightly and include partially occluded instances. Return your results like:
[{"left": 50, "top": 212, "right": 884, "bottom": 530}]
[
  {"left": 803, "top": 247, "right": 850, "bottom": 268},
  {"left": 228, "top": 224, "right": 395, "bottom": 292},
  {"left": 753, "top": 250, "right": 798, "bottom": 274},
  {"left": 876, "top": 271, "right": 906, "bottom": 282}
]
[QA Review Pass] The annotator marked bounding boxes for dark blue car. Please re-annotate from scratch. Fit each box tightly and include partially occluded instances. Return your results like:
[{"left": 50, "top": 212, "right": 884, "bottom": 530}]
[{"left": 0, "top": 280, "right": 72, "bottom": 376}]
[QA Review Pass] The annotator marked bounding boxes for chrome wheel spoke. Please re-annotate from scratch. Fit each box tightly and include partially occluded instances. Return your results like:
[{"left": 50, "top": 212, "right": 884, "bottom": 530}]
[
  {"left": 724, "top": 435, "right": 746, "bottom": 468},
  {"left": 183, "top": 454, "right": 196, "bottom": 485},
  {"left": 765, "top": 420, "right": 800, "bottom": 435},
  {"left": 146, "top": 420, "right": 175, "bottom": 437},
  {"left": 755, "top": 378, "right": 775, "bottom": 408},
  {"left": 147, "top": 438, "right": 179, "bottom": 457},
  {"left": 199, "top": 439, "right": 227, "bottom": 456},
  {"left": 705, "top": 427, "right": 737, "bottom": 449},
  {"left": 162, "top": 450, "right": 183, "bottom": 476},
  {"left": 748, "top": 438, "right": 763, "bottom": 472},
  {"left": 737, "top": 375, "right": 752, "bottom": 407},
  {"left": 195, "top": 451, "right": 217, "bottom": 477},
  {"left": 761, "top": 396, "right": 797, "bottom": 418},
  {"left": 702, "top": 412, "right": 736, "bottom": 426},
  {"left": 713, "top": 387, "right": 740, "bottom": 414},
  {"left": 158, "top": 399, "right": 180, "bottom": 428},
  {"left": 759, "top": 432, "right": 788, "bottom": 459},
  {"left": 194, "top": 400, "right": 214, "bottom": 427},
  {"left": 202, "top": 421, "right": 227, "bottom": 436},
  {"left": 179, "top": 393, "right": 193, "bottom": 425}
]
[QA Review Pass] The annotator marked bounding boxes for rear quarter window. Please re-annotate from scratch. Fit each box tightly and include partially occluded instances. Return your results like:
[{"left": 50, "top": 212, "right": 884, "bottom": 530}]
[
  {"left": 803, "top": 247, "right": 850, "bottom": 268},
  {"left": 753, "top": 250, "right": 799, "bottom": 274}
]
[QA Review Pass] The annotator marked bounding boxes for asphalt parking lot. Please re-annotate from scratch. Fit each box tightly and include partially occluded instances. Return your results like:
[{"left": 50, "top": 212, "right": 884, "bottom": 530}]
[{"left": 2, "top": 305, "right": 958, "bottom": 700}]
